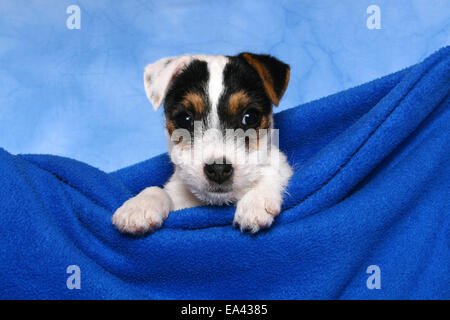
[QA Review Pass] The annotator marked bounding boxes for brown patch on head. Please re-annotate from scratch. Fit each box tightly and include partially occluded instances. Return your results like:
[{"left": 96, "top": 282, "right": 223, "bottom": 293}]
[
  {"left": 181, "top": 92, "right": 206, "bottom": 115},
  {"left": 243, "top": 114, "right": 272, "bottom": 151},
  {"left": 227, "top": 91, "right": 271, "bottom": 130},
  {"left": 241, "top": 53, "right": 280, "bottom": 105},
  {"left": 259, "top": 114, "right": 271, "bottom": 130},
  {"left": 226, "top": 90, "right": 272, "bottom": 150},
  {"left": 228, "top": 90, "right": 251, "bottom": 115},
  {"left": 255, "top": 115, "right": 271, "bottom": 149},
  {"left": 165, "top": 119, "right": 188, "bottom": 145},
  {"left": 165, "top": 119, "right": 176, "bottom": 135},
  {"left": 279, "top": 67, "right": 290, "bottom": 103},
  {"left": 165, "top": 93, "right": 205, "bottom": 144}
]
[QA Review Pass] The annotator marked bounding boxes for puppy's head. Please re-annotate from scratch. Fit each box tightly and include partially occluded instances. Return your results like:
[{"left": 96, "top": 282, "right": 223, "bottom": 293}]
[{"left": 144, "top": 53, "right": 290, "bottom": 204}]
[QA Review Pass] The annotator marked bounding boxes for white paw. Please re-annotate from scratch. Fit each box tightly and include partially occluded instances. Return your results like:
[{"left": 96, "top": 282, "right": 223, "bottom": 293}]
[
  {"left": 233, "top": 189, "right": 282, "bottom": 233},
  {"left": 112, "top": 187, "right": 172, "bottom": 235}
]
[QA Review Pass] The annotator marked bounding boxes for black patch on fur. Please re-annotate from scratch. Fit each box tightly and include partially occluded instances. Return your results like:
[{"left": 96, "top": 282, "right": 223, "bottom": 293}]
[
  {"left": 218, "top": 56, "right": 273, "bottom": 130},
  {"left": 164, "top": 60, "right": 210, "bottom": 131}
]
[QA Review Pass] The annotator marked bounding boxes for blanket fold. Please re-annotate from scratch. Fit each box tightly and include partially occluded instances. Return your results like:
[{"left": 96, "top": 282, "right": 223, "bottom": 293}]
[{"left": 1, "top": 47, "right": 449, "bottom": 299}]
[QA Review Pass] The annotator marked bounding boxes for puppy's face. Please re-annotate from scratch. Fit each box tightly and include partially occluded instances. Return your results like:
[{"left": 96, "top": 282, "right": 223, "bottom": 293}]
[{"left": 144, "top": 53, "right": 290, "bottom": 205}]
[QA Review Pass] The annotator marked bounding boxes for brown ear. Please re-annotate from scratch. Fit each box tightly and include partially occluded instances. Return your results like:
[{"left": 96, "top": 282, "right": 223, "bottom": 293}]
[{"left": 239, "top": 52, "right": 290, "bottom": 106}]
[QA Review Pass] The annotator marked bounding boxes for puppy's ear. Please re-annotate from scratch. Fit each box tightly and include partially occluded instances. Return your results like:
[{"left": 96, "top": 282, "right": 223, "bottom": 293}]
[
  {"left": 144, "top": 55, "right": 193, "bottom": 110},
  {"left": 238, "top": 52, "right": 290, "bottom": 106}
]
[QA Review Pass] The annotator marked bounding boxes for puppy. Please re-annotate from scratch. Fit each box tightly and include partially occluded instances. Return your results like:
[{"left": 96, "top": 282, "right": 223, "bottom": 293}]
[{"left": 112, "top": 53, "right": 293, "bottom": 234}]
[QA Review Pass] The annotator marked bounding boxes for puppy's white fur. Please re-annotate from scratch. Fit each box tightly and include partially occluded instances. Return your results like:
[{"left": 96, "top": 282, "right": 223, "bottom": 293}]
[{"left": 113, "top": 54, "right": 293, "bottom": 234}]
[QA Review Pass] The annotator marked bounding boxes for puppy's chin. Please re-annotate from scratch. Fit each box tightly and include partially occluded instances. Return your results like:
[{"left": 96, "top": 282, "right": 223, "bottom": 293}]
[
  {"left": 190, "top": 185, "right": 236, "bottom": 206},
  {"left": 202, "top": 190, "right": 236, "bottom": 206}
]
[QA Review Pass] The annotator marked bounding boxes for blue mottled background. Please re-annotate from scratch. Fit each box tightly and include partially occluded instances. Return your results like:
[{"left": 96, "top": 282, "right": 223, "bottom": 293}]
[{"left": 0, "top": 0, "right": 448, "bottom": 171}]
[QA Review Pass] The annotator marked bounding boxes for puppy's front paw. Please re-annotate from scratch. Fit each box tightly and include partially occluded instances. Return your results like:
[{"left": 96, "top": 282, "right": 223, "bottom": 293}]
[
  {"left": 233, "top": 190, "right": 282, "bottom": 233},
  {"left": 112, "top": 187, "right": 171, "bottom": 235}
]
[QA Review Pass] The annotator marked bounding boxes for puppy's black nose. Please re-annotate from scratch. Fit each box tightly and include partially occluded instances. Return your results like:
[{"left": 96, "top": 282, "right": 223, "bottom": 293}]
[{"left": 204, "top": 161, "right": 233, "bottom": 184}]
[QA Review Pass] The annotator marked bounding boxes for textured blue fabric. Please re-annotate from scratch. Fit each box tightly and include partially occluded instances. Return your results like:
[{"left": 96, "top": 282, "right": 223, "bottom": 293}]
[{"left": 0, "top": 47, "right": 449, "bottom": 299}]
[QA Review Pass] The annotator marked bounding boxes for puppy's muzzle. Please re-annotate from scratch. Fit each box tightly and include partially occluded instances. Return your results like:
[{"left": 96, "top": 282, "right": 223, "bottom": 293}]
[{"left": 204, "top": 159, "right": 233, "bottom": 184}]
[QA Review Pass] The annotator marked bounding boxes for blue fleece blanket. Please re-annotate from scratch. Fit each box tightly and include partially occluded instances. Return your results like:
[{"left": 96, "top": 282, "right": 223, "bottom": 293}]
[{"left": 0, "top": 47, "right": 449, "bottom": 300}]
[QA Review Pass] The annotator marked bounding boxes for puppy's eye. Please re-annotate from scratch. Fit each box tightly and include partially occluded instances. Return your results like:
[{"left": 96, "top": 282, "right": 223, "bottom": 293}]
[
  {"left": 242, "top": 108, "right": 261, "bottom": 128},
  {"left": 174, "top": 112, "right": 194, "bottom": 130}
]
